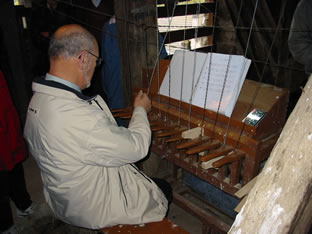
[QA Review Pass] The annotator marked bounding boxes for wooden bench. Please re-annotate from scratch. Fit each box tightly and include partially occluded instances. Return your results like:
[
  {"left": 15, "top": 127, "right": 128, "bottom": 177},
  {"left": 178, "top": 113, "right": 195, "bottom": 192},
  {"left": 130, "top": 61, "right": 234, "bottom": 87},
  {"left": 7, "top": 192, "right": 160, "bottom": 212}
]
[{"left": 100, "top": 218, "right": 189, "bottom": 234}]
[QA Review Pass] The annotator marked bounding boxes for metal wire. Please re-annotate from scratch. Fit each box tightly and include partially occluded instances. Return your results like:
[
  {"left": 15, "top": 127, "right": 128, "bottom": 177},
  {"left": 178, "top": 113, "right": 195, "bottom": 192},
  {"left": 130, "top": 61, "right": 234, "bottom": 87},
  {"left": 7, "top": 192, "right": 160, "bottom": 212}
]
[
  {"left": 234, "top": 0, "right": 290, "bottom": 149},
  {"left": 177, "top": 1, "right": 189, "bottom": 126},
  {"left": 147, "top": 1, "right": 178, "bottom": 95},
  {"left": 187, "top": 3, "right": 201, "bottom": 129}
]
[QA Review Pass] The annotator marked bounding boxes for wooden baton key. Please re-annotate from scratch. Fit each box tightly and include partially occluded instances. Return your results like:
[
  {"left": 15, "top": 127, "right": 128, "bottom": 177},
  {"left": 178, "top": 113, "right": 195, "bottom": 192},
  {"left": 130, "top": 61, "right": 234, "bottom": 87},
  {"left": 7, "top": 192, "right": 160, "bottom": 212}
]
[
  {"left": 176, "top": 136, "right": 210, "bottom": 149},
  {"left": 200, "top": 146, "right": 233, "bottom": 162},
  {"left": 212, "top": 151, "right": 245, "bottom": 168},
  {"left": 185, "top": 140, "right": 221, "bottom": 155},
  {"left": 155, "top": 128, "right": 187, "bottom": 138}
]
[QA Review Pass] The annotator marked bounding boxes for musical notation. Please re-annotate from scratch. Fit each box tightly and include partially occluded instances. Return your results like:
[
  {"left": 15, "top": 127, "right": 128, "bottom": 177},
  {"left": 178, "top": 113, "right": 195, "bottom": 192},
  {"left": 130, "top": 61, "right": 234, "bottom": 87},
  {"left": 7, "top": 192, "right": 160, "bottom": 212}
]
[{"left": 159, "top": 50, "right": 251, "bottom": 117}]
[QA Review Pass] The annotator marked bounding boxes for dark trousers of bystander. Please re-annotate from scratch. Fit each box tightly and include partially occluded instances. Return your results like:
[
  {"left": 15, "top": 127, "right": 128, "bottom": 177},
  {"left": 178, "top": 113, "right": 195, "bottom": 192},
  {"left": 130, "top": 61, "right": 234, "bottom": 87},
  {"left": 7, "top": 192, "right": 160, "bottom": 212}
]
[{"left": 0, "top": 163, "right": 32, "bottom": 231}]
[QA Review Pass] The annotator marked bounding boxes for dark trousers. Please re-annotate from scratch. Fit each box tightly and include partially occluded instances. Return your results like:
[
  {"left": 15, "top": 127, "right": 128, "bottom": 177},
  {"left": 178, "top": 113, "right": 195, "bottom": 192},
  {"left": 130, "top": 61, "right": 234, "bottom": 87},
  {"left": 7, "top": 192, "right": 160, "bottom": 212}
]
[
  {"left": 0, "top": 163, "right": 32, "bottom": 231},
  {"left": 151, "top": 178, "right": 173, "bottom": 205}
]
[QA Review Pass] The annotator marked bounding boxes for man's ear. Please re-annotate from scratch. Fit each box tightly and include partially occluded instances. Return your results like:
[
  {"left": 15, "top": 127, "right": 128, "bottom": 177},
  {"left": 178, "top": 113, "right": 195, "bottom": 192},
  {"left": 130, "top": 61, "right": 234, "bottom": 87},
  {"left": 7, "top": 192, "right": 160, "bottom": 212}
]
[{"left": 78, "top": 52, "right": 88, "bottom": 71}]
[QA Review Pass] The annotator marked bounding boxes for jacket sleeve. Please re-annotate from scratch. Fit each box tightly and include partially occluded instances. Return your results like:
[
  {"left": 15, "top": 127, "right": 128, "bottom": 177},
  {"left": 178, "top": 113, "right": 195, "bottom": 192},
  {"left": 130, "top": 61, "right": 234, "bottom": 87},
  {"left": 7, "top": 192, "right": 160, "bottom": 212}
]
[
  {"left": 288, "top": 0, "right": 312, "bottom": 73},
  {"left": 84, "top": 106, "right": 151, "bottom": 167}
]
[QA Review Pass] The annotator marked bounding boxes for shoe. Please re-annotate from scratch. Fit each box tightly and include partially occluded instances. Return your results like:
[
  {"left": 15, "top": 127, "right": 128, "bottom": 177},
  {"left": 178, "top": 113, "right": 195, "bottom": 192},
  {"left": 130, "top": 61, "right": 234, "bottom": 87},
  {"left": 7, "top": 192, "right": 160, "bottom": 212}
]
[
  {"left": 1, "top": 225, "right": 19, "bottom": 234},
  {"left": 16, "top": 203, "right": 35, "bottom": 217}
]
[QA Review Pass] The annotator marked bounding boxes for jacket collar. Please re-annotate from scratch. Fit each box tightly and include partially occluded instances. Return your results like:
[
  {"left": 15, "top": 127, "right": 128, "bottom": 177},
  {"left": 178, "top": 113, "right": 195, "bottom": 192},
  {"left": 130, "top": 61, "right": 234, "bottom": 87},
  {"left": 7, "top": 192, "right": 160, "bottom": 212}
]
[{"left": 33, "top": 78, "right": 95, "bottom": 101}]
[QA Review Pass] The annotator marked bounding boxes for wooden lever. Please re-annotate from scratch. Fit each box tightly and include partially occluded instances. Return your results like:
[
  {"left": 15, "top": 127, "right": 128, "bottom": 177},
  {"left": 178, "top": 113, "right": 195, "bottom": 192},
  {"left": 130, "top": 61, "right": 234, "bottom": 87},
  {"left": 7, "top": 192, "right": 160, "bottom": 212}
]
[
  {"left": 111, "top": 107, "right": 131, "bottom": 113},
  {"left": 111, "top": 107, "right": 132, "bottom": 119},
  {"left": 151, "top": 125, "right": 173, "bottom": 132},
  {"left": 166, "top": 135, "right": 184, "bottom": 143},
  {"left": 119, "top": 114, "right": 133, "bottom": 119},
  {"left": 155, "top": 128, "right": 186, "bottom": 138},
  {"left": 150, "top": 121, "right": 164, "bottom": 127},
  {"left": 212, "top": 151, "right": 245, "bottom": 168},
  {"left": 186, "top": 140, "right": 221, "bottom": 155},
  {"left": 200, "top": 146, "right": 233, "bottom": 162},
  {"left": 114, "top": 112, "right": 132, "bottom": 118},
  {"left": 150, "top": 121, "right": 173, "bottom": 131},
  {"left": 176, "top": 136, "right": 210, "bottom": 149}
]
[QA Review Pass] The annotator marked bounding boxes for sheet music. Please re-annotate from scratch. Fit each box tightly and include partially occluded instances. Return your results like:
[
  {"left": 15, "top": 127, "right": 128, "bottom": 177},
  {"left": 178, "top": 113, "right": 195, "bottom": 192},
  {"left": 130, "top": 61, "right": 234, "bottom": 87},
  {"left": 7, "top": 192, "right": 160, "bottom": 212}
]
[
  {"left": 159, "top": 50, "right": 251, "bottom": 117},
  {"left": 159, "top": 50, "right": 206, "bottom": 103}
]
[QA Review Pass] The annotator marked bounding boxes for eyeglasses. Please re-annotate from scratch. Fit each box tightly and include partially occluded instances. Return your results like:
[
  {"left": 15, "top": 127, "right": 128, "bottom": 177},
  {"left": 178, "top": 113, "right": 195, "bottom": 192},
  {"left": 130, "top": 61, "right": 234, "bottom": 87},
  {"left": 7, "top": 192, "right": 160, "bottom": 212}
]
[{"left": 86, "top": 51, "right": 103, "bottom": 67}]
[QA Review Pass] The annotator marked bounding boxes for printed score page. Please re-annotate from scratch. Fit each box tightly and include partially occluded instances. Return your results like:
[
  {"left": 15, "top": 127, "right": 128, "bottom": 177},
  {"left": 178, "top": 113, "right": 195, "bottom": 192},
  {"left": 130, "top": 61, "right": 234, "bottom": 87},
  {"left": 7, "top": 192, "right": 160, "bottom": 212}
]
[
  {"left": 158, "top": 50, "right": 206, "bottom": 103},
  {"left": 159, "top": 50, "right": 251, "bottom": 117}
]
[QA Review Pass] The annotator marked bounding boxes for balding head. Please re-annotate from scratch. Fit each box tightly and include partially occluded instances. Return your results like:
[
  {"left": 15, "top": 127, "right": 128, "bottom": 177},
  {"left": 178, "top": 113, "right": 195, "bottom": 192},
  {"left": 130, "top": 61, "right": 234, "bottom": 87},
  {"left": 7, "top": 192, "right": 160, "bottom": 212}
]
[
  {"left": 48, "top": 24, "right": 96, "bottom": 60},
  {"left": 48, "top": 24, "right": 99, "bottom": 90}
]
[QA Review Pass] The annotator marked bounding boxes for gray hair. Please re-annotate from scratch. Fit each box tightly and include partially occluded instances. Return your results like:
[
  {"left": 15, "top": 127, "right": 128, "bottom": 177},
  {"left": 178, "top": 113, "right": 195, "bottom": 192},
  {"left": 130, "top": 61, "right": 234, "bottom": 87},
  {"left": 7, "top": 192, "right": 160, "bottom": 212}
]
[{"left": 48, "top": 31, "right": 95, "bottom": 59}]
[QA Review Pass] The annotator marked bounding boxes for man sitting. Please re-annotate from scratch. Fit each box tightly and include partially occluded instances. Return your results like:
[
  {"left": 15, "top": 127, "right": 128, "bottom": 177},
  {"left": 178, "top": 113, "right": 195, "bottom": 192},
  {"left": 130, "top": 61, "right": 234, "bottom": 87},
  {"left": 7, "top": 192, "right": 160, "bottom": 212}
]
[{"left": 24, "top": 24, "right": 170, "bottom": 230}]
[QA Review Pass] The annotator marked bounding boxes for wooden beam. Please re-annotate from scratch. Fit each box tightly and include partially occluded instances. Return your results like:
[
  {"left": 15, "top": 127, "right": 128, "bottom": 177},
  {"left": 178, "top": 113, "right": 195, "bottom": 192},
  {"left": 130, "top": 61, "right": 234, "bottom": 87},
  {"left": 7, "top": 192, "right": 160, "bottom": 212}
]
[
  {"left": 234, "top": 176, "right": 257, "bottom": 199},
  {"left": 229, "top": 75, "right": 312, "bottom": 233},
  {"left": 160, "top": 27, "right": 213, "bottom": 43},
  {"left": 157, "top": 2, "right": 215, "bottom": 18},
  {"left": 114, "top": 0, "right": 158, "bottom": 105},
  {"left": 234, "top": 196, "right": 247, "bottom": 213}
]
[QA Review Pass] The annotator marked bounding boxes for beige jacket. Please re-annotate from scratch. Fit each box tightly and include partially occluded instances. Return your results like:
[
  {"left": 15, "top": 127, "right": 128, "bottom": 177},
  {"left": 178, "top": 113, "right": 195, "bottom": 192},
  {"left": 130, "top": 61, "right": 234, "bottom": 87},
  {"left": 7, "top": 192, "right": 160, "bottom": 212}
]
[{"left": 24, "top": 79, "right": 167, "bottom": 229}]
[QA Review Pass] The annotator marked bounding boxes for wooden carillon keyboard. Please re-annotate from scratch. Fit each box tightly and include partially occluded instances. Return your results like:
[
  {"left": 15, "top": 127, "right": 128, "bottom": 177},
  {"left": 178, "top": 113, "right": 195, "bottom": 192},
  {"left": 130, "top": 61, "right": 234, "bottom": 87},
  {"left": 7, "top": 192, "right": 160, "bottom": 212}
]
[{"left": 113, "top": 60, "right": 289, "bottom": 196}]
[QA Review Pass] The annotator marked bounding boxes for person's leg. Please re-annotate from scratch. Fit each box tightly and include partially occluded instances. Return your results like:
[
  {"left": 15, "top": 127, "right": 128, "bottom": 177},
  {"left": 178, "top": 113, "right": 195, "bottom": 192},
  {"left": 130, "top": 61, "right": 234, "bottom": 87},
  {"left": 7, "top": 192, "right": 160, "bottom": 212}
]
[
  {"left": 0, "top": 170, "right": 14, "bottom": 231},
  {"left": 9, "top": 162, "right": 32, "bottom": 211}
]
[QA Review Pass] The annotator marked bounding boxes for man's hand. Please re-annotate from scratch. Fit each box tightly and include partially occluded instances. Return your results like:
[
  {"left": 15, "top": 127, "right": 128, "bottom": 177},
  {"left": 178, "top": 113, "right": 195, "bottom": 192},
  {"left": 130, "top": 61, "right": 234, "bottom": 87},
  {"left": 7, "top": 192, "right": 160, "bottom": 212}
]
[{"left": 134, "top": 90, "right": 151, "bottom": 113}]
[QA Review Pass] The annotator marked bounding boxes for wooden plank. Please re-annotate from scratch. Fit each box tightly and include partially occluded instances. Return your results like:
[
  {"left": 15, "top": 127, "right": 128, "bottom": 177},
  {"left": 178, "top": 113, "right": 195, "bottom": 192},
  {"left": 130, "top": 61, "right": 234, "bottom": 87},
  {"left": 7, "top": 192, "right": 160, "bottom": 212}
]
[
  {"left": 160, "top": 27, "right": 213, "bottom": 44},
  {"left": 229, "top": 76, "right": 312, "bottom": 233},
  {"left": 234, "top": 176, "right": 258, "bottom": 199},
  {"left": 234, "top": 196, "right": 247, "bottom": 213},
  {"left": 100, "top": 218, "right": 189, "bottom": 234},
  {"left": 157, "top": 3, "right": 215, "bottom": 18}
]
